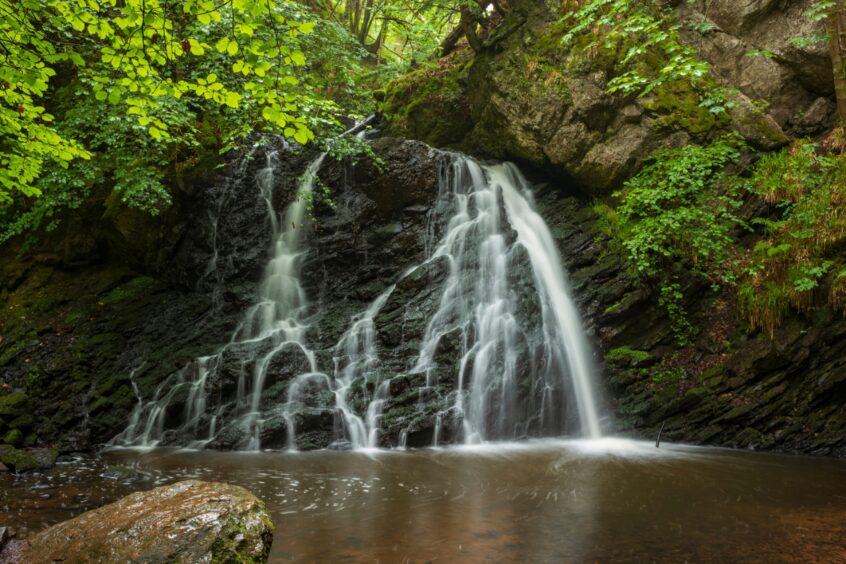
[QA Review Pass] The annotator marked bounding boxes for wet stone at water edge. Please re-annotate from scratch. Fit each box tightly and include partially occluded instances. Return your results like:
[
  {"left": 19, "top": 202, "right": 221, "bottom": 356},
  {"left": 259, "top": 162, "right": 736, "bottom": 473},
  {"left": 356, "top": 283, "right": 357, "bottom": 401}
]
[{"left": 6, "top": 481, "right": 273, "bottom": 563}]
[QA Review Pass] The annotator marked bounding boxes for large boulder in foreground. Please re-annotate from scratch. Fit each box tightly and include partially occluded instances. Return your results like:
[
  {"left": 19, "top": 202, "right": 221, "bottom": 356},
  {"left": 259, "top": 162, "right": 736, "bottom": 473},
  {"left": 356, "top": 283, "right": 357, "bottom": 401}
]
[{"left": 14, "top": 480, "right": 273, "bottom": 563}]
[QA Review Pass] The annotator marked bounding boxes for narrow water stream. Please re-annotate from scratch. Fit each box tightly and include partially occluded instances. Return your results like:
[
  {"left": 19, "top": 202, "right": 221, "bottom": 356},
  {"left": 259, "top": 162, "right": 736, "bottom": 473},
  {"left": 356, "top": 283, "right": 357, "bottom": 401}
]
[{"left": 3, "top": 441, "right": 845, "bottom": 562}]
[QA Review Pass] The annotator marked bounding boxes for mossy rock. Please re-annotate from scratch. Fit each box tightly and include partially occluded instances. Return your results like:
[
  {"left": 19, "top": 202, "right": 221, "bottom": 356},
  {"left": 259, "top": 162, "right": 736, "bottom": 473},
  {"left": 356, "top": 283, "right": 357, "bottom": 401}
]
[
  {"left": 382, "top": 57, "right": 475, "bottom": 148},
  {"left": 643, "top": 81, "right": 728, "bottom": 135},
  {"left": 0, "top": 391, "right": 28, "bottom": 417},
  {"left": 24, "top": 481, "right": 274, "bottom": 563},
  {"left": 0, "top": 446, "right": 40, "bottom": 472},
  {"left": 3, "top": 428, "right": 24, "bottom": 447},
  {"left": 606, "top": 346, "right": 655, "bottom": 368}
]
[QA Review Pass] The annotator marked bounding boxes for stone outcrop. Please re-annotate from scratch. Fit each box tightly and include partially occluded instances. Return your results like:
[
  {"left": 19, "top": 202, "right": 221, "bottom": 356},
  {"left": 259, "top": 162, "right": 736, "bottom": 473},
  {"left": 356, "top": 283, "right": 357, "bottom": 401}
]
[
  {"left": 382, "top": 0, "right": 834, "bottom": 194},
  {"left": 1, "top": 132, "right": 844, "bottom": 456},
  {"left": 683, "top": 0, "right": 835, "bottom": 134},
  {"left": 8, "top": 480, "right": 273, "bottom": 563}
]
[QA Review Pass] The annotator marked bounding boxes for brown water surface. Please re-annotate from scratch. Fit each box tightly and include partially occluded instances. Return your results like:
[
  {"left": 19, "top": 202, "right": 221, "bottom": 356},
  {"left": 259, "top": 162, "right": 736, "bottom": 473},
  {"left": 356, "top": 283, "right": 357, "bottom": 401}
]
[{"left": 2, "top": 439, "right": 845, "bottom": 562}]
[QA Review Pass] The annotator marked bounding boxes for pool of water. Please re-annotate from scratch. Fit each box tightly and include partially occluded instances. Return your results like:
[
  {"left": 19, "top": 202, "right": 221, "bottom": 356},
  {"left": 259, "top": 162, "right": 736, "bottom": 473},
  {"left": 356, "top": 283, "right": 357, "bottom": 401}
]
[{"left": 2, "top": 439, "right": 845, "bottom": 562}]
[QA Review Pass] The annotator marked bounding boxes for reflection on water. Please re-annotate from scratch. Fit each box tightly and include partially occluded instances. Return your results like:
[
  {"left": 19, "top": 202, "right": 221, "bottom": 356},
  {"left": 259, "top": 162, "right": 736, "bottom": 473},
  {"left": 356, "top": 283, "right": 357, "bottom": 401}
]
[{"left": 2, "top": 439, "right": 846, "bottom": 562}]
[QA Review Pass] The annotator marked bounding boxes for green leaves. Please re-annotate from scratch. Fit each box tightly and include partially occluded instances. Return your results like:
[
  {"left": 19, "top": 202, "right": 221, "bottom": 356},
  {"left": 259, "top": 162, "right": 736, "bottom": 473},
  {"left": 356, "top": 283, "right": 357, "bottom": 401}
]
[
  {"left": 804, "top": 0, "right": 836, "bottom": 22},
  {"left": 560, "top": 0, "right": 711, "bottom": 97},
  {"left": 216, "top": 37, "right": 239, "bottom": 55},
  {"left": 612, "top": 134, "right": 846, "bottom": 336},
  {"left": 0, "top": 0, "right": 327, "bottom": 204},
  {"left": 611, "top": 136, "right": 748, "bottom": 343},
  {"left": 742, "top": 142, "right": 846, "bottom": 329},
  {"left": 188, "top": 38, "right": 205, "bottom": 56}
]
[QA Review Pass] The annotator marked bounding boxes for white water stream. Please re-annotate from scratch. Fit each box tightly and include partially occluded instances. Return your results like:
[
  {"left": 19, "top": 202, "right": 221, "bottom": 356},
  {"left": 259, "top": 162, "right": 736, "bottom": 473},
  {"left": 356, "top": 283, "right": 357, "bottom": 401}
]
[
  {"left": 114, "top": 148, "right": 602, "bottom": 450},
  {"left": 411, "top": 156, "right": 600, "bottom": 442}
]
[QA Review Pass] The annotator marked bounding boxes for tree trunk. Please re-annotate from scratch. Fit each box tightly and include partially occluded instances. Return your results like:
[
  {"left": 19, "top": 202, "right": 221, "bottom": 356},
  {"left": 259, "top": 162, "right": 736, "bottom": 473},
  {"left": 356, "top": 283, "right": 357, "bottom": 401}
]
[
  {"left": 829, "top": 0, "right": 846, "bottom": 124},
  {"left": 358, "top": 0, "right": 375, "bottom": 44},
  {"left": 459, "top": 7, "right": 484, "bottom": 52},
  {"left": 438, "top": 23, "right": 466, "bottom": 57}
]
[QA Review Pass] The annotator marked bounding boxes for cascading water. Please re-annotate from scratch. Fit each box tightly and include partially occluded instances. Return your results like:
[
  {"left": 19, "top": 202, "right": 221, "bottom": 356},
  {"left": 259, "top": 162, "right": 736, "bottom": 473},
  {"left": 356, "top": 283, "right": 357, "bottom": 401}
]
[
  {"left": 113, "top": 143, "right": 602, "bottom": 451},
  {"left": 332, "top": 286, "right": 396, "bottom": 448},
  {"left": 326, "top": 154, "right": 601, "bottom": 446},
  {"left": 232, "top": 152, "right": 325, "bottom": 449},
  {"left": 496, "top": 165, "right": 601, "bottom": 438},
  {"left": 113, "top": 148, "right": 328, "bottom": 450},
  {"left": 409, "top": 155, "right": 601, "bottom": 442}
]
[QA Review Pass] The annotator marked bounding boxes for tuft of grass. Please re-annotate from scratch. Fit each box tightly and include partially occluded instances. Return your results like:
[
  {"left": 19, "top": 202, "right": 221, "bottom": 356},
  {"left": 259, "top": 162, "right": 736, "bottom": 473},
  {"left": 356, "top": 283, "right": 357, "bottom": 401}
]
[{"left": 740, "top": 141, "right": 846, "bottom": 333}]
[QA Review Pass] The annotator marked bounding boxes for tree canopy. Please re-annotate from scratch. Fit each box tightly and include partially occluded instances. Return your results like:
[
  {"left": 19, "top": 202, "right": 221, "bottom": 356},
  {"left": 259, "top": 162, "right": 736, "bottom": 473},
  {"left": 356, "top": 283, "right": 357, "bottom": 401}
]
[{"left": 0, "top": 0, "right": 326, "bottom": 203}]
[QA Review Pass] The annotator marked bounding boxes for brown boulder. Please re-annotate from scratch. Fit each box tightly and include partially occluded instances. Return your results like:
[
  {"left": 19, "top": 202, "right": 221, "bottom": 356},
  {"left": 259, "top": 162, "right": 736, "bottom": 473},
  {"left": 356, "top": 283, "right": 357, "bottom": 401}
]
[{"left": 15, "top": 481, "right": 273, "bottom": 563}]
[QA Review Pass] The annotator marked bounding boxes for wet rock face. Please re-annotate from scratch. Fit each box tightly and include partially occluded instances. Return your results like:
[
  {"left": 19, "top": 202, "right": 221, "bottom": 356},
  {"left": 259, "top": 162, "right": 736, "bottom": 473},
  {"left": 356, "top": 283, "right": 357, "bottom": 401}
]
[
  {"left": 0, "top": 137, "right": 316, "bottom": 453},
  {"left": 1, "top": 133, "right": 844, "bottom": 457},
  {"left": 530, "top": 188, "right": 846, "bottom": 458},
  {"left": 383, "top": 0, "right": 832, "bottom": 194},
  {"left": 0, "top": 137, "right": 448, "bottom": 452},
  {"left": 14, "top": 480, "right": 273, "bottom": 563}
]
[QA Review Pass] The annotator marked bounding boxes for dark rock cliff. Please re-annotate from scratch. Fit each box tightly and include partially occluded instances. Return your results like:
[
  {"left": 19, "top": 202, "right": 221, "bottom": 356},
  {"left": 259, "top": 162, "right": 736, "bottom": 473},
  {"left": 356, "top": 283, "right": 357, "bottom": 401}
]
[
  {"left": 0, "top": 2, "right": 843, "bottom": 458},
  {"left": 1, "top": 133, "right": 843, "bottom": 456}
]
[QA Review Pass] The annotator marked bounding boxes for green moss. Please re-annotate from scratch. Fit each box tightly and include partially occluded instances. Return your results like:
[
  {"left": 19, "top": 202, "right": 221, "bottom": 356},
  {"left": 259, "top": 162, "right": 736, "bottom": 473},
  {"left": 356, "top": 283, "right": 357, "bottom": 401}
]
[
  {"left": 64, "top": 308, "right": 86, "bottom": 324},
  {"left": 101, "top": 276, "right": 157, "bottom": 305},
  {"left": 644, "top": 81, "right": 728, "bottom": 135},
  {"left": 210, "top": 503, "right": 274, "bottom": 563},
  {"left": 3, "top": 429, "right": 23, "bottom": 447},
  {"left": 606, "top": 347, "right": 653, "bottom": 367},
  {"left": 0, "top": 391, "right": 28, "bottom": 417},
  {"left": 382, "top": 57, "right": 474, "bottom": 147},
  {"left": 699, "top": 365, "right": 726, "bottom": 387},
  {"left": 0, "top": 446, "right": 40, "bottom": 472},
  {"left": 651, "top": 366, "right": 684, "bottom": 385}
]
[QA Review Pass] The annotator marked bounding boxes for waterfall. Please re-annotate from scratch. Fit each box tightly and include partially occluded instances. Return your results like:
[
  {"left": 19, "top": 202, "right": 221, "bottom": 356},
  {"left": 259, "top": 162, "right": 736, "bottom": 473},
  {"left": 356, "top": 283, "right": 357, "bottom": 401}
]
[
  {"left": 332, "top": 285, "right": 397, "bottom": 448},
  {"left": 328, "top": 154, "right": 601, "bottom": 446},
  {"left": 405, "top": 155, "right": 601, "bottom": 442},
  {"left": 113, "top": 145, "right": 602, "bottom": 451},
  {"left": 233, "top": 152, "right": 324, "bottom": 449},
  {"left": 113, "top": 147, "right": 328, "bottom": 450},
  {"left": 496, "top": 165, "right": 601, "bottom": 438}
]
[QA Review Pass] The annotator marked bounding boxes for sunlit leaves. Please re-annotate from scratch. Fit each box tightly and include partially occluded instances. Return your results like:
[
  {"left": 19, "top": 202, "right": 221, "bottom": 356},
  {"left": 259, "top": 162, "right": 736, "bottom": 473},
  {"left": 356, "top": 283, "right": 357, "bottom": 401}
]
[{"left": 0, "top": 0, "right": 320, "bottom": 203}]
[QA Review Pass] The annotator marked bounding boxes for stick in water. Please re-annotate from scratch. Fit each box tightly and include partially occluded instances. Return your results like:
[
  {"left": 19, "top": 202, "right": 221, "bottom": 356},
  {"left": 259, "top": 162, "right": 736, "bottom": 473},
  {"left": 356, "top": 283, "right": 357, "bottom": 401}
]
[{"left": 656, "top": 421, "right": 666, "bottom": 448}]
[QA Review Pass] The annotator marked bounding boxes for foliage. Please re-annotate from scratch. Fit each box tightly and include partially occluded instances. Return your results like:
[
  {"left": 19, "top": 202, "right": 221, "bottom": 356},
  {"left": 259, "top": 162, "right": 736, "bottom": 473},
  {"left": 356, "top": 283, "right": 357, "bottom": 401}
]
[
  {"left": 614, "top": 135, "right": 746, "bottom": 282},
  {"left": 0, "top": 0, "right": 325, "bottom": 207},
  {"left": 612, "top": 136, "right": 846, "bottom": 340},
  {"left": 307, "top": 0, "right": 461, "bottom": 61},
  {"left": 610, "top": 135, "right": 747, "bottom": 344},
  {"left": 739, "top": 141, "right": 846, "bottom": 333},
  {"left": 559, "top": 0, "right": 709, "bottom": 97},
  {"left": 0, "top": 0, "right": 471, "bottom": 240}
]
